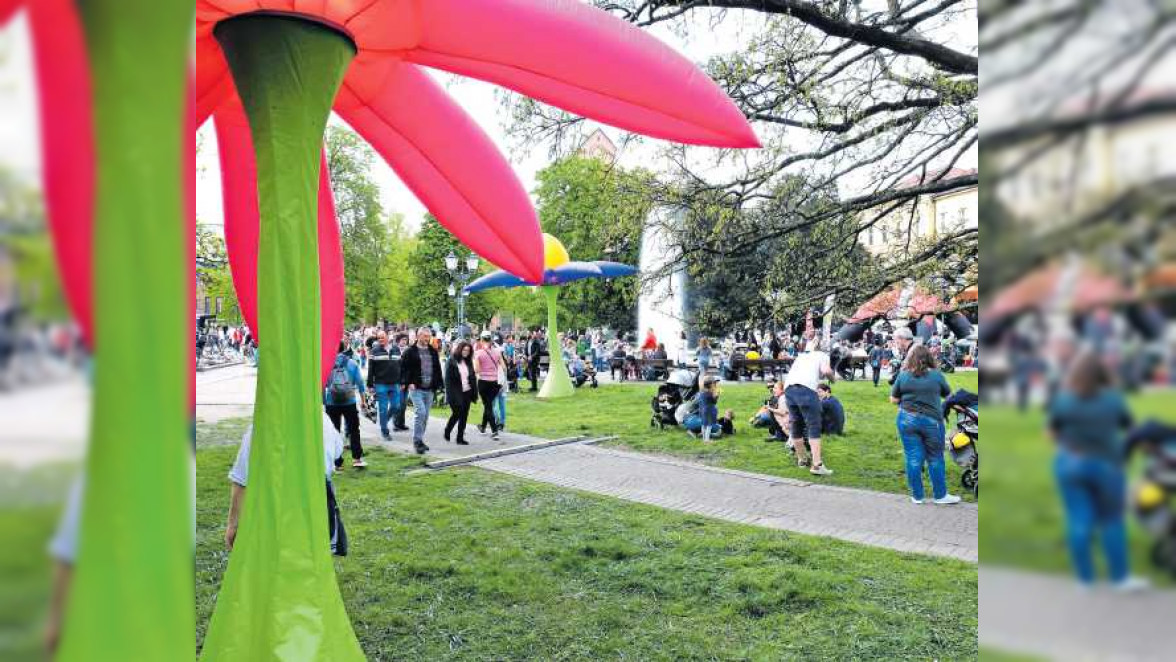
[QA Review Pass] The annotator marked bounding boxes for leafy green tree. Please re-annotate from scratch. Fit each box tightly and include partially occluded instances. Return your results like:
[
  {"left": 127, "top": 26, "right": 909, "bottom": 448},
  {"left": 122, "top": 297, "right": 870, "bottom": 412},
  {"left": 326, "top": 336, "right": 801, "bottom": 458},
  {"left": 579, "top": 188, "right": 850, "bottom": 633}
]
[
  {"left": 325, "top": 124, "right": 399, "bottom": 326},
  {"left": 406, "top": 215, "right": 494, "bottom": 328},
  {"left": 533, "top": 156, "right": 652, "bottom": 330},
  {"left": 195, "top": 225, "right": 240, "bottom": 323},
  {"left": 680, "top": 176, "right": 883, "bottom": 337}
]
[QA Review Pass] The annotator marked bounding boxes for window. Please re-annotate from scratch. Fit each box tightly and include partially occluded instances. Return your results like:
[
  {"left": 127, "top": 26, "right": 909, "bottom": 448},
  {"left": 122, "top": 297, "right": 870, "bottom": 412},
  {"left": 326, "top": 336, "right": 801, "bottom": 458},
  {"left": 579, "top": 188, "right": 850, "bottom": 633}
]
[
  {"left": 956, "top": 207, "right": 968, "bottom": 229},
  {"left": 939, "top": 211, "right": 949, "bottom": 233}
]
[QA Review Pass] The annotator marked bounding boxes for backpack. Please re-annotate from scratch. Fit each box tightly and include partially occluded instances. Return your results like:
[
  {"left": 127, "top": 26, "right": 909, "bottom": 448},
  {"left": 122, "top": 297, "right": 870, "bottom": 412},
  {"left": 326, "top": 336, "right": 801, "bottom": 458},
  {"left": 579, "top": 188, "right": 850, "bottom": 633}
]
[{"left": 327, "top": 359, "right": 354, "bottom": 405}]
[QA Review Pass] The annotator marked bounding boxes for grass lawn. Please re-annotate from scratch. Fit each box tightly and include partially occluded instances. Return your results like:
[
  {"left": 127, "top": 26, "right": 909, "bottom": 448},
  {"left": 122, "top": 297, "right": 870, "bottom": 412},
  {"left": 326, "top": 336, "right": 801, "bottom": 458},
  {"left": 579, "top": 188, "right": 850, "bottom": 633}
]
[
  {"left": 0, "top": 464, "right": 74, "bottom": 662},
  {"left": 197, "top": 424, "right": 977, "bottom": 659},
  {"left": 491, "top": 371, "right": 979, "bottom": 498},
  {"left": 981, "top": 388, "right": 1175, "bottom": 583}
]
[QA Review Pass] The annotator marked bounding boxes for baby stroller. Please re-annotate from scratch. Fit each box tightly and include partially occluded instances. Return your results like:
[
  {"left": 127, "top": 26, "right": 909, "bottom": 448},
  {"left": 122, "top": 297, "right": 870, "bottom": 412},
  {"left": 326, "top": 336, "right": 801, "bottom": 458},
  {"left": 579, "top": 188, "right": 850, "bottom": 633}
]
[
  {"left": 943, "top": 389, "right": 978, "bottom": 496},
  {"left": 1126, "top": 421, "right": 1176, "bottom": 577},
  {"left": 572, "top": 360, "right": 599, "bottom": 388},
  {"left": 650, "top": 369, "right": 698, "bottom": 430}
]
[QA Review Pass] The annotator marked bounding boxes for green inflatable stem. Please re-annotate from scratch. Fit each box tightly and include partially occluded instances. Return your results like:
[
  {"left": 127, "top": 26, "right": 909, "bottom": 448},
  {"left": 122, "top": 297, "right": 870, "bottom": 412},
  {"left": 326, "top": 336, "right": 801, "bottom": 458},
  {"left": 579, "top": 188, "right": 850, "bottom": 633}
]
[
  {"left": 58, "top": 2, "right": 192, "bottom": 660},
  {"left": 201, "top": 15, "right": 363, "bottom": 661},
  {"left": 538, "top": 286, "right": 575, "bottom": 399}
]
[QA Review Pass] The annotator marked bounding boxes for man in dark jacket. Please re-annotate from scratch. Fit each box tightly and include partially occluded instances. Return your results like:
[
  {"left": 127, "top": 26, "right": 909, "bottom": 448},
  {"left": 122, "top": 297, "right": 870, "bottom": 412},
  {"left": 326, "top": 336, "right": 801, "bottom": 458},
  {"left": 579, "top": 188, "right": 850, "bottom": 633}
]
[
  {"left": 818, "top": 383, "right": 845, "bottom": 436},
  {"left": 366, "top": 331, "right": 403, "bottom": 441},
  {"left": 525, "top": 329, "right": 544, "bottom": 392},
  {"left": 401, "top": 327, "right": 443, "bottom": 454}
]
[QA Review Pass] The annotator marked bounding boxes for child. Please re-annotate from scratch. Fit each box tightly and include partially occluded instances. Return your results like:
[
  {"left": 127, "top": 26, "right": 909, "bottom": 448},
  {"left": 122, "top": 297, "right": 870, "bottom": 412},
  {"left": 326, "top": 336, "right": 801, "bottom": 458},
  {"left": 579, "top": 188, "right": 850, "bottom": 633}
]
[
  {"left": 698, "top": 377, "right": 721, "bottom": 442},
  {"left": 719, "top": 408, "right": 736, "bottom": 436}
]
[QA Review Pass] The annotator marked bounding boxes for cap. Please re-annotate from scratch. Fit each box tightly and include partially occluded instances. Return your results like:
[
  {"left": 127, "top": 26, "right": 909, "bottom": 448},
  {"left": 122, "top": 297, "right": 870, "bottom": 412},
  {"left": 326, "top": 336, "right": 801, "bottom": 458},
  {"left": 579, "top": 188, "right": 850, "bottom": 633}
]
[{"left": 480, "top": 331, "right": 492, "bottom": 340}]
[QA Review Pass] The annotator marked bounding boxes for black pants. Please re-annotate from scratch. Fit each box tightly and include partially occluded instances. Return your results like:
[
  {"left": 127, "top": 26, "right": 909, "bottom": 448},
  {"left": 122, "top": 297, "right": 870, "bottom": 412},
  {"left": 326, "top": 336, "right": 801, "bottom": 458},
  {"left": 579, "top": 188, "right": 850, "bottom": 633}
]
[
  {"left": 872, "top": 363, "right": 881, "bottom": 386},
  {"left": 325, "top": 403, "right": 362, "bottom": 463},
  {"left": 478, "top": 380, "right": 501, "bottom": 432},
  {"left": 445, "top": 392, "right": 474, "bottom": 441},
  {"left": 528, "top": 358, "right": 540, "bottom": 390}
]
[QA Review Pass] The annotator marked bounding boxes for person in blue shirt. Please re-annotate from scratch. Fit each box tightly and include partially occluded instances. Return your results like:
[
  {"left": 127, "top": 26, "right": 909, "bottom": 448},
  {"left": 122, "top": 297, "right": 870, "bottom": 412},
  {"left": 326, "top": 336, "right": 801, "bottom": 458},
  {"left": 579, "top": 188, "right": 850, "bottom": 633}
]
[
  {"left": 1049, "top": 350, "right": 1146, "bottom": 591},
  {"left": 890, "top": 345, "right": 959, "bottom": 505},
  {"left": 817, "top": 383, "right": 845, "bottom": 435},
  {"left": 684, "top": 377, "right": 722, "bottom": 442},
  {"left": 324, "top": 341, "right": 368, "bottom": 469}
]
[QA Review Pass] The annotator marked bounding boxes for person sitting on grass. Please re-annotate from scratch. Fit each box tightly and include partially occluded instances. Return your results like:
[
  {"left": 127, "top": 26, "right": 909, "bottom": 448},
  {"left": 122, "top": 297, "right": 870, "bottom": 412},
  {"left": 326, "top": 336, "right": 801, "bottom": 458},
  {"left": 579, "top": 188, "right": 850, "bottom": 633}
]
[
  {"left": 684, "top": 376, "right": 722, "bottom": 442},
  {"left": 817, "top": 383, "right": 845, "bottom": 436},
  {"left": 751, "top": 381, "right": 790, "bottom": 442},
  {"left": 719, "top": 408, "right": 737, "bottom": 436}
]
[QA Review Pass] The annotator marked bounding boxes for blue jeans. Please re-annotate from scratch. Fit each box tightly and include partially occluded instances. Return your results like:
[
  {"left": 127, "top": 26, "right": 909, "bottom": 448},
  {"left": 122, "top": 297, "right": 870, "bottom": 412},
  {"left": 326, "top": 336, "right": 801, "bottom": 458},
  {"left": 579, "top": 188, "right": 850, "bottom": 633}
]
[
  {"left": 1054, "top": 450, "right": 1129, "bottom": 584},
  {"left": 683, "top": 414, "right": 721, "bottom": 437},
  {"left": 409, "top": 388, "right": 434, "bottom": 445},
  {"left": 374, "top": 384, "right": 401, "bottom": 436},
  {"left": 495, "top": 389, "right": 507, "bottom": 427},
  {"left": 896, "top": 410, "right": 947, "bottom": 501}
]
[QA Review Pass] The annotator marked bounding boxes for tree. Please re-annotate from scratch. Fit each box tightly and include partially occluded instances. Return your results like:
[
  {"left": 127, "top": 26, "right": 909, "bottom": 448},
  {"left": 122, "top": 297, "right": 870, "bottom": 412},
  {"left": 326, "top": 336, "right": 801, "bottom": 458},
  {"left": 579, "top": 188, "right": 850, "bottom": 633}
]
[
  {"left": 533, "top": 156, "right": 653, "bottom": 330},
  {"left": 325, "top": 124, "right": 400, "bottom": 325},
  {"left": 504, "top": 1, "right": 979, "bottom": 308},
  {"left": 406, "top": 215, "right": 495, "bottom": 328},
  {"left": 677, "top": 175, "right": 883, "bottom": 336},
  {"left": 195, "top": 225, "right": 240, "bottom": 322}
]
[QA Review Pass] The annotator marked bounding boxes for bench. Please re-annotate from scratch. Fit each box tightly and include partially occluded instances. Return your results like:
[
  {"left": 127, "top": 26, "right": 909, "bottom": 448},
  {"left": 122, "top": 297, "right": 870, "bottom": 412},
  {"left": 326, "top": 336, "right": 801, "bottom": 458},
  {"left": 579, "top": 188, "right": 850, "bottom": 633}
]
[{"left": 728, "top": 356, "right": 793, "bottom": 381}]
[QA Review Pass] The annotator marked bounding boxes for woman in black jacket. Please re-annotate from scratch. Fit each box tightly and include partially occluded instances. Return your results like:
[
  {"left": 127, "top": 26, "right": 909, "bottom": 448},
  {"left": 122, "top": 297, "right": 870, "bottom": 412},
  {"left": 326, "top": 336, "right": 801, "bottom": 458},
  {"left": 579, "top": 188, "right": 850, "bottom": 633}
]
[{"left": 444, "top": 341, "right": 477, "bottom": 445}]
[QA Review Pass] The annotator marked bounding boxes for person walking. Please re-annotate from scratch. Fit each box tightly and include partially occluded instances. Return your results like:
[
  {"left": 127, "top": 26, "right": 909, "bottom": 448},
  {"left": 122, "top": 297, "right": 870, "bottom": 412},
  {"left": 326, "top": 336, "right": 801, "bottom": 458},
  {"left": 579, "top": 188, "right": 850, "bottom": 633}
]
[
  {"left": 696, "top": 337, "right": 713, "bottom": 374},
  {"left": 366, "top": 331, "right": 402, "bottom": 441},
  {"left": 443, "top": 340, "right": 477, "bottom": 446},
  {"left": 868, "top": 337, "right": 886, "bottom": 387},
  {"left": 474, "top": 331, "right": 505, "bottom": 440},
  {"left": 324, "top": 341, "right": 368, "bottom": 469},
  {"left": 401, "top": 326, "right": 443, "bottom": 455},
  {"left": 890, "top": 344, "right": 960, "bottom": 505},
  {"left": 1048, "top": 351, "right": 1145, "bottom": 590},
  {"left": 526, "top": 328, "right": 544, "bottom": 392},
  {"left": 783, "top": 336, "right": 836, "bottom": 476},
  {"left": 494, "top": 344, "right": 509, "bottom": 429},
  {"left": 390, "top": 334, "right": 410, "bottom": 431}
]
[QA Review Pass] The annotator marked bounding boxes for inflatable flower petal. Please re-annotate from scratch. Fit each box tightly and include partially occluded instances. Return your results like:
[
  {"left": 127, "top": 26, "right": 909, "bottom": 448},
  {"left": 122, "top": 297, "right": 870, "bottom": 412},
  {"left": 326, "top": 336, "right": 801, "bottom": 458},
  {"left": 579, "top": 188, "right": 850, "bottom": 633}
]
[{"left": 195, "top": 0, "right": 761, "bottom": 287}]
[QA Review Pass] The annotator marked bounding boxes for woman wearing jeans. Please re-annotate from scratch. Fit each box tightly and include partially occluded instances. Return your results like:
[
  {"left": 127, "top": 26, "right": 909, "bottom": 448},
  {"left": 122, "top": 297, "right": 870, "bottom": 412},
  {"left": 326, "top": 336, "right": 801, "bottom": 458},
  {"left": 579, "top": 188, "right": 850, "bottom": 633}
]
[
  {"left": 891, "top": 345, "right": 960, "bottom": 505},
  {"left": 1049, "top": 351, "right": 1145, "bottom": 590}
]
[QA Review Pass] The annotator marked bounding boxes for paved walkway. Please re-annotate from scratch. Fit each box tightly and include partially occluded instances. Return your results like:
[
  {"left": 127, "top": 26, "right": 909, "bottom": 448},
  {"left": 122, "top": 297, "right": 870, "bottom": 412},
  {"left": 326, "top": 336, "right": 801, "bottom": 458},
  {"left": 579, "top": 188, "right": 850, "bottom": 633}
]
[
  {"left": 0, "top": 376, "right": 89, "bottom": 468},
  {"left": 981, "top": 567, "right": 1176, "bottom": 661},
  {"left": 476, "top": 443, "right": 976, "bottom": 561},
  {"left": 196, "top": 365, "right": 977, "bottom": 561}
]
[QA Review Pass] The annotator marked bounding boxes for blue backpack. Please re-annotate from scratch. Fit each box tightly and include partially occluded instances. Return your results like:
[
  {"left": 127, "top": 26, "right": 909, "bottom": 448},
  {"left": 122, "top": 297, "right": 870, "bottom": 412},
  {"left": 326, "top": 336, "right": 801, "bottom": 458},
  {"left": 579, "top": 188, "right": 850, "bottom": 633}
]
[{"left": 327, "top": 358, "right": 354, "bottom": 405}]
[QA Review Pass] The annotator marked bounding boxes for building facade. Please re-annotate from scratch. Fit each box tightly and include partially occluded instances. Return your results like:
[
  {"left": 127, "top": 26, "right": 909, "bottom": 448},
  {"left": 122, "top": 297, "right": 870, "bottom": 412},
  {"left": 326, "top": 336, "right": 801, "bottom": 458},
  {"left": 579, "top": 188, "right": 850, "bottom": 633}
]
[{"left": 860, "top": 168, "right": 978, "bottom": 256}]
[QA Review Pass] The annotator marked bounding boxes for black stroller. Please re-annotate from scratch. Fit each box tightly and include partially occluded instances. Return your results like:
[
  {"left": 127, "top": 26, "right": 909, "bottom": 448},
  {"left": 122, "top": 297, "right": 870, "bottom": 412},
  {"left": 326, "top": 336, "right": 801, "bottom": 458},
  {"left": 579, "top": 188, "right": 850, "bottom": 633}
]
[
  {"left": 1126, "top": 421, "right": 1176, "bottom": 577},
  {"left": 650, "top": 369, "right": 699, "bottom": 429},
  {"left": 943, "top": 389, "right": 978, "bottom": 496}
]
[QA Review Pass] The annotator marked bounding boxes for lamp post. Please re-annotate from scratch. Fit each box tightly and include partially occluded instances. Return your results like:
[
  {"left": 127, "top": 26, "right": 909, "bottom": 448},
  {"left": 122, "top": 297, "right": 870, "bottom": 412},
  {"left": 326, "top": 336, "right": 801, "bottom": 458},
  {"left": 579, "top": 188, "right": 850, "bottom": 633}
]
[{"left": 445, "top": 250, "right": 480, "bottom": 336}]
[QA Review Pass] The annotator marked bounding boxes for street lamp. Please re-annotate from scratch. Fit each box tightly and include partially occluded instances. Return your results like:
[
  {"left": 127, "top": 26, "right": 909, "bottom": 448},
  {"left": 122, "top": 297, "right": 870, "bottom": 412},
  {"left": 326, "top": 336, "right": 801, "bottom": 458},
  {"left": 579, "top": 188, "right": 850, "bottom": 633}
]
[{"left": 445, "top": 250, "right": 479, "bottom": 335}]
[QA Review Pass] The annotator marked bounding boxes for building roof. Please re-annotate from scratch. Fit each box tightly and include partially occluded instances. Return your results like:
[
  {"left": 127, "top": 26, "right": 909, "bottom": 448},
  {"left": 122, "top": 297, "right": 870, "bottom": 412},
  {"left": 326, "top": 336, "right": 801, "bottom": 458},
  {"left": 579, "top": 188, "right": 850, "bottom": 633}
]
[{"left": 895, "top": 167, "right": 977, "bottom": 191}]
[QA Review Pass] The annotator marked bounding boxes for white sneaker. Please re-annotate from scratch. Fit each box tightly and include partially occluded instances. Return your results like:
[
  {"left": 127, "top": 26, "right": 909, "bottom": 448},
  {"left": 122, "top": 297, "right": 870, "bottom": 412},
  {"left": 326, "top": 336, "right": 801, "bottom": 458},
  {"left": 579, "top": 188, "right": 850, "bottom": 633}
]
[
  {"left": 1113, "top": 576, "right": 1150, "bottom": 593},
  {"left": 809, "top": 464, "right": 833, "bottom": 476},
  {"left": 933, "top": 494, "right": 962, "bottom": 505},
  {"left": 910, "top": 497, "right": 924, "bottom": 504}
]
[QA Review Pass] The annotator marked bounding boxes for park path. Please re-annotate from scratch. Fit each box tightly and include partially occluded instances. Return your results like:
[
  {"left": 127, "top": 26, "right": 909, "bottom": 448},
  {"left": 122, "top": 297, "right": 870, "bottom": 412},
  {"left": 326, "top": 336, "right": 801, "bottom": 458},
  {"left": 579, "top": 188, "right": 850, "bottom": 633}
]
[
  {"left": 981, "top": 566, "right": 1176, "bottom": 661},
  {"left": 470, "top": 442, "right": 977, "bottom": 561},
  {"left": 195, "top": 365, "right": 977, "bottom": 561}
]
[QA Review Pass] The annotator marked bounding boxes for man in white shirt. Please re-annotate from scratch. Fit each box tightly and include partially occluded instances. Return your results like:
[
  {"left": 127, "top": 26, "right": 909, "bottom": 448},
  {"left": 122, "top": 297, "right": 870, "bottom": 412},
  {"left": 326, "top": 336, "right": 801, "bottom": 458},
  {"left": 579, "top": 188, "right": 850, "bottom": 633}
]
[
  {"left": 224, "top": 413, "right": 345, "bottom": 550},
  {"left": 783, "top": 336, "right": 836, "bottom": 476}
]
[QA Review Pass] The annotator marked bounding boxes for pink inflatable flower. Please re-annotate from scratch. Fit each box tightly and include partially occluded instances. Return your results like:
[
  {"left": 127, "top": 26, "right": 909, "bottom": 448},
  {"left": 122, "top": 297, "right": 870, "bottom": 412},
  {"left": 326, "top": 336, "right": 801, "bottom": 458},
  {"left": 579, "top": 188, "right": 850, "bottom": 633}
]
[{"left": 195, "top": 0, "right": 759, "bottom": 361}]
